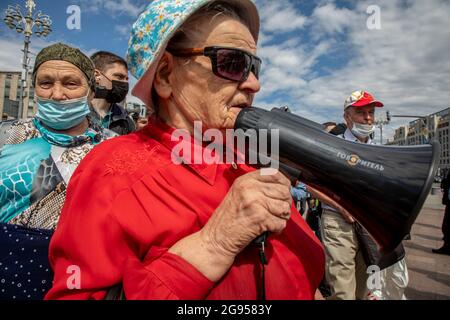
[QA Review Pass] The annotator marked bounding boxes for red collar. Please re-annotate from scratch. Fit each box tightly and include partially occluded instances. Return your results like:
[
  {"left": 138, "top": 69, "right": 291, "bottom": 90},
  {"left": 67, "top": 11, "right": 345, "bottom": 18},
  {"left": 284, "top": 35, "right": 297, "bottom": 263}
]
[{"left": 143, "top": 117, "right": 224, "bottom": 185}]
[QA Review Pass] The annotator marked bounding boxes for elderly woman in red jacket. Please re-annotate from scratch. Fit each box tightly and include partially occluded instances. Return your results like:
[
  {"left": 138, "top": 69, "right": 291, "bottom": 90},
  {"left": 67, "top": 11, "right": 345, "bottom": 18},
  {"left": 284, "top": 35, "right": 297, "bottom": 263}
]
[{"left": 45, "top": 0, "right": 325, "bottom": 300}]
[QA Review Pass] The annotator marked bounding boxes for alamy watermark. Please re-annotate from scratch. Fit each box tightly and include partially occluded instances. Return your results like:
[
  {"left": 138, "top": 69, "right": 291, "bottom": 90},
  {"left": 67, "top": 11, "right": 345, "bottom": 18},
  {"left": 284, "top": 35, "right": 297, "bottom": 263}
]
[
  {"left": 64, "top": 4, "right": 382, "bottom": 32},
  {"left": 66, "top": 265, "right": 81, "bottom": 290},
  {"left": 367, "top": 5, "right": 382, "bottom": 30},
  {"left": 366, "top": 265, "right": 382, "bottom": 292},
  {"left": 66, "top": 5, "right": 81, "bottom": 30}
]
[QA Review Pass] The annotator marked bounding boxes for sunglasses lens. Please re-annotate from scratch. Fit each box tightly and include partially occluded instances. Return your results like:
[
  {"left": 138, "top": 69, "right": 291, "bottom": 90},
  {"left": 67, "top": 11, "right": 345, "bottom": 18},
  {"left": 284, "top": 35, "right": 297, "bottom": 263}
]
[
  {"left": 252, "top": 58, "right": 261, "bottom": 79},
  {"left": 216, "top": 48, "right": 249, "bottom": 81}
]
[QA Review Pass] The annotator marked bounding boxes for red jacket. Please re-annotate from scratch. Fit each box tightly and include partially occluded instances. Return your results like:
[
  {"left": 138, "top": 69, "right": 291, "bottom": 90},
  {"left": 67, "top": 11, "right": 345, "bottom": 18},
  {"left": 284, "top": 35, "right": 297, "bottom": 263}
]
[{"left": 45, "top": 118, "right": 325, "bottom": 300}]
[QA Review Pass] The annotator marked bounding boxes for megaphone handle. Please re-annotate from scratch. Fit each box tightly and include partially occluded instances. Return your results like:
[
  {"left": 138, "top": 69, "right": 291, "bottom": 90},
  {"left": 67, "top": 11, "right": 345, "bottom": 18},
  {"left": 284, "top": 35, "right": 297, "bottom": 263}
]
[
  {"left": 253, "top": 231, "right": 268, "bottom": 247},
  {"left": 253, "top": 231, "right": 268, "bottom": 301}
]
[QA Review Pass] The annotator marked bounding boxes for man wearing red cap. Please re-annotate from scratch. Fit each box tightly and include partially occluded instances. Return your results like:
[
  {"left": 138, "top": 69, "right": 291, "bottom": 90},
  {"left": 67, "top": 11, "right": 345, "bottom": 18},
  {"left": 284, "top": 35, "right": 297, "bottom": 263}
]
[
  {"left": 342, "top": 90, "right": 383, "bottom": 143},
  {"left": 321, "top": 91, "right": 410, "bottom": 300},
  {"left": 321, "top": 91, "right": 382, "bottom": 299}
]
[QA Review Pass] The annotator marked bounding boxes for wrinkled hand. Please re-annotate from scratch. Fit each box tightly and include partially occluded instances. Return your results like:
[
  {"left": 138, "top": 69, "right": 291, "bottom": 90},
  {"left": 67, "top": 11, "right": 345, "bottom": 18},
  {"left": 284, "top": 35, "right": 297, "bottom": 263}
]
[
  {"left": 315, "top": 289, "right": 325, "bottom": 300},
  {"left": 200, "top": 170, "right": 293, "bottom": 258}
]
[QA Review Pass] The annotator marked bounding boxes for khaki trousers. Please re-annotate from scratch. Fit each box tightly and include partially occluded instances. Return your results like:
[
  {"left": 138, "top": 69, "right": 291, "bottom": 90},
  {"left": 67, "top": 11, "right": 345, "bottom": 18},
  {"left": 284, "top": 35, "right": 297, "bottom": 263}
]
[{"left": 321, "top": 209, "right": 368, "bottom": 300}]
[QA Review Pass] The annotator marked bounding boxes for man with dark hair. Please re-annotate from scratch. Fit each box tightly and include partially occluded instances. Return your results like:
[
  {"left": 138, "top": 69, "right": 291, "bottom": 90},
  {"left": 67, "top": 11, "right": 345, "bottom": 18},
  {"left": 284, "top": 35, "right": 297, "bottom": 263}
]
[
  {"left": 90, "top": 51, "right": 135, "bottom": 135},
  {"left": 323, "top": 121, "right": 347, "bottom": 135}
]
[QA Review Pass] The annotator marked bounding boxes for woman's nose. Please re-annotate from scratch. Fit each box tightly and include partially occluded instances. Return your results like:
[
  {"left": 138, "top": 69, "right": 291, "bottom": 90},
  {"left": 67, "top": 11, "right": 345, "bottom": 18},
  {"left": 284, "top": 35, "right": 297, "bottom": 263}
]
[
  {"left": 49, "top": 84, "right": 67, "bottom": 101},
  {"left": 239, "top": 72, "right": 261, "bottom": 93}
]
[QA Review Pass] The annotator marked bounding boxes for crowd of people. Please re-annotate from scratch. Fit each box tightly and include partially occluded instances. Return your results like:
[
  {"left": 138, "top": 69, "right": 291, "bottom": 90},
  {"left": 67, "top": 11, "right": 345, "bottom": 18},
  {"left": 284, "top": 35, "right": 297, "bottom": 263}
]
[{"left": 0, "top": 0, "right": 446, "bottom": 300}]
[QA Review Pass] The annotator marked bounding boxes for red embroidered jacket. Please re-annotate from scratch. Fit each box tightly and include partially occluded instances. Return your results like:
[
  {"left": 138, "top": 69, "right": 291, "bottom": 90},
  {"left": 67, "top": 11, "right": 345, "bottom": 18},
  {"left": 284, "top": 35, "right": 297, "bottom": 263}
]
[{"left": 45, "top": 118, "right": 325, "bottom": 300}]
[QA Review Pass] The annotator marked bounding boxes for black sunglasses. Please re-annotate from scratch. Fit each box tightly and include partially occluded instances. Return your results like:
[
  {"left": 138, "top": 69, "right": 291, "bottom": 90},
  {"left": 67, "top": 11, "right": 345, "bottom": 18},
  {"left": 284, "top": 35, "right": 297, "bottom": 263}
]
[{"left": 168, "top": 46, "right": 262, "bottom": 82}]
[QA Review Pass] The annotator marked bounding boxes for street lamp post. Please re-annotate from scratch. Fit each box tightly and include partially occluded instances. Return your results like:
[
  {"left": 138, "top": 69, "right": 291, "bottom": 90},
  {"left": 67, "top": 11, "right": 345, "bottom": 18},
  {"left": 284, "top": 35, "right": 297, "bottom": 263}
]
[
  {"left": 3, "top": 0, "right": 52, "bottom": 119},
  {"left": 375, "top": 111, "right": 390, "bottom": 144}
]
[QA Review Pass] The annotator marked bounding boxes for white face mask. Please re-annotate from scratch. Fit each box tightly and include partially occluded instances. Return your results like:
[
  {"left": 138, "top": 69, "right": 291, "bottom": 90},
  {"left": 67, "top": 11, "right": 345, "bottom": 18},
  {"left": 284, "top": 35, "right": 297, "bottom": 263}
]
[{"left": 351, "top": 122, "right": 375, "bottom": 139}]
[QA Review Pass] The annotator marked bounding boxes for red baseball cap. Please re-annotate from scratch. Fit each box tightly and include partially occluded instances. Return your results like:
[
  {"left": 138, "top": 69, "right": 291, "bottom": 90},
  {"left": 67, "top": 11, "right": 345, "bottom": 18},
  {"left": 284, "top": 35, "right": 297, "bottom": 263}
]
[{"left": 344, "top": 91, "right": 384, "bottom": 110}]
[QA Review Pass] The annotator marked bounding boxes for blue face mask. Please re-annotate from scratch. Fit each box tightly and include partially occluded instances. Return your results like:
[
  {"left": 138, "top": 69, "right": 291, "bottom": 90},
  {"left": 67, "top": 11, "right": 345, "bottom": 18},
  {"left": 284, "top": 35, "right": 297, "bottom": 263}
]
[{"left": 36, "top": 95, "right": 91, "bottom": 130}]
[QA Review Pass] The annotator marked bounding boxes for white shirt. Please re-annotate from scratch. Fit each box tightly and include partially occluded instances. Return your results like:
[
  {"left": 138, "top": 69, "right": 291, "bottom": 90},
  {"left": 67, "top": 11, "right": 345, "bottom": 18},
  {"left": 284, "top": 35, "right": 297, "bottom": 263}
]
[{"left": 341, "top": 128, "right": 374, "bottom": 145}]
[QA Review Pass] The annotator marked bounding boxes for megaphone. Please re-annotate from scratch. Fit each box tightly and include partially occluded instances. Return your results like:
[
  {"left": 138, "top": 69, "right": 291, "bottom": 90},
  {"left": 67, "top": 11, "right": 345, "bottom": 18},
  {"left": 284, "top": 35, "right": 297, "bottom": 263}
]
[{"left": 235, "top": 106, "right": 440, "bottom": 253}]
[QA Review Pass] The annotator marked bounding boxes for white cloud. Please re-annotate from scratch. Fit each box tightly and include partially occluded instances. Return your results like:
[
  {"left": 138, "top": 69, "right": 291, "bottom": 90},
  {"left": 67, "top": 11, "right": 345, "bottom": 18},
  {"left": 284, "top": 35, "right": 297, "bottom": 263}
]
[
  {"left": 0, "top": 36, "right": 52, "bottom": 71},
  {"left": 254, "top": 0, "right": 450, "bottom": 142},
  {"left": 104, "top": 0, "right": 145, "bottom": 17},
  {"left": 114, "top": 24, "right": 132, "bottom": 40},
  {"left": 309, "top": 2, "right": 354, "bottom": 35},
  {"left": 257, "top": 40, "right": 331, "bottom": 100},
  {"left": 76, "top": 0, "right": 145, "bottom": 18},
  {"left": 0, "top": 40, "right": 25, "bottom": 72},
  {"left": 0, "top": 35, "right": 98, "bottom": 73},
  {"left": 256, "top": 0, "right": 308, "bottom": 34}
]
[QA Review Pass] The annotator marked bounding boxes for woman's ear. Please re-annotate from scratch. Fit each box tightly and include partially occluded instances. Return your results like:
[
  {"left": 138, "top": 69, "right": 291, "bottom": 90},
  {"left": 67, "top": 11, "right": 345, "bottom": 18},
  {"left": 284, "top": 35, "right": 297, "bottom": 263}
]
[
  {"left": 94, "top": 69, "right": 101, "bottom": 83},
  {"left": 154, "top": 51, "right": 174, "bottom": 100},
  {"left": 87, "top": 87, "right": 96, "bottom": 105}
]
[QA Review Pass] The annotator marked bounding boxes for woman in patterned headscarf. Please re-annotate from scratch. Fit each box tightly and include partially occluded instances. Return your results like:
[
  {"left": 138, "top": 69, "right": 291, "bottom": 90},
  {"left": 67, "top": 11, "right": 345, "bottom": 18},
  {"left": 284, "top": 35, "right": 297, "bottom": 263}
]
[{"left": 0, "top": 43, "right": 113, "bottom": 300}]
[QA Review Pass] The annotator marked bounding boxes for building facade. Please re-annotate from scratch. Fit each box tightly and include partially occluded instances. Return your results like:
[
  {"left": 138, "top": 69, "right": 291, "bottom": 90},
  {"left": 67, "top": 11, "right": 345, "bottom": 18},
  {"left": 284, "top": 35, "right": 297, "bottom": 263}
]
[
  {"left": 392, "top": 125, "right": 408, "bottom": 146},
  {"left": 0, "top": 71, "right": 36, "bottom": 120},
  {"left": 389, "top": 108, "right": 450, "bottom": 174}
]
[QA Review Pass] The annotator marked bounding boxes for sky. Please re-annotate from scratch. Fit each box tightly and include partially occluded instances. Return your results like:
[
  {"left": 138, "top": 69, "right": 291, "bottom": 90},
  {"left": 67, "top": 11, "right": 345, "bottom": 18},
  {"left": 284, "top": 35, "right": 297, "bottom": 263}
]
[{"left": 1, "top": 0, "right": 449, "bottom": 143}]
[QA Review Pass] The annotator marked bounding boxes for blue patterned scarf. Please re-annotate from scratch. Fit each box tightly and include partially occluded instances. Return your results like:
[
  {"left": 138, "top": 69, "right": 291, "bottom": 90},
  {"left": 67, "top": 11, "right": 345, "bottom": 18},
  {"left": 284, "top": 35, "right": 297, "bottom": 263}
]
[{"left": 32, "top": 117, "right": 102, "bottom": 148}]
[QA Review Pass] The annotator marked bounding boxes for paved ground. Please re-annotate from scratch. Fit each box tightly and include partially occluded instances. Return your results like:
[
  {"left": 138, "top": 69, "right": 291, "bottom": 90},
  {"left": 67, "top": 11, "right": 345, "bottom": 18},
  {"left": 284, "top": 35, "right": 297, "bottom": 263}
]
[{"left": 403, "top": 185, "right": 450, "bottom": 300}]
